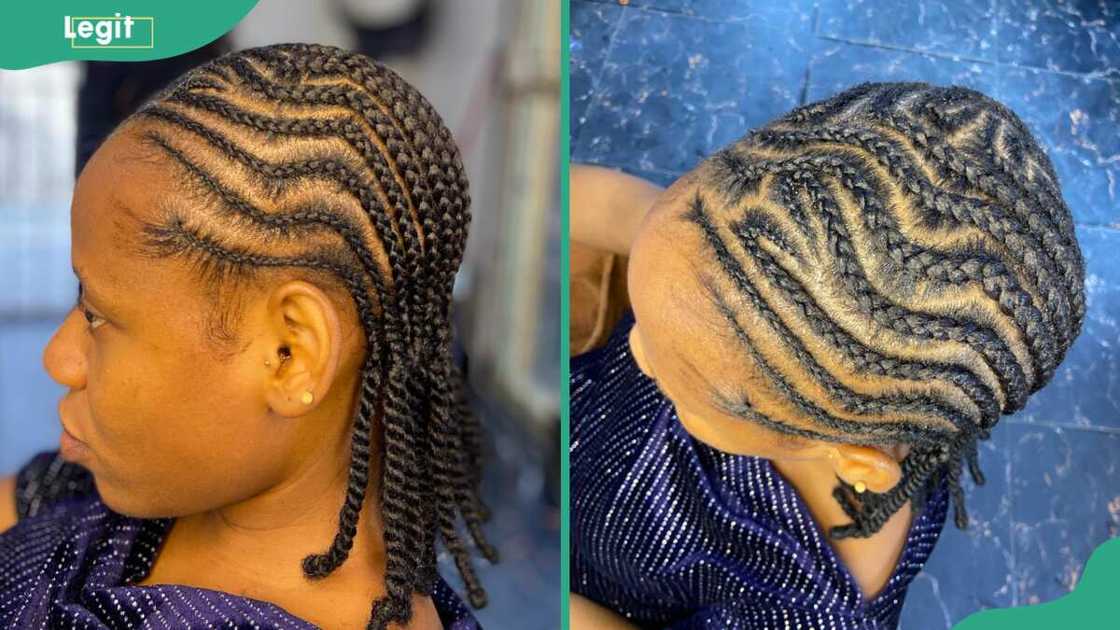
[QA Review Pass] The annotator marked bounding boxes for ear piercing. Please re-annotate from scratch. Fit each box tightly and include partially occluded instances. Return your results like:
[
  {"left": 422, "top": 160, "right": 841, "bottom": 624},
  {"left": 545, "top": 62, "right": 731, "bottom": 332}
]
[
  {"left": 853, "top": 481, "right": 867, "bottom": 494},
  {"left": 264, "top": 355, "right": 313, "bottom": 405}
]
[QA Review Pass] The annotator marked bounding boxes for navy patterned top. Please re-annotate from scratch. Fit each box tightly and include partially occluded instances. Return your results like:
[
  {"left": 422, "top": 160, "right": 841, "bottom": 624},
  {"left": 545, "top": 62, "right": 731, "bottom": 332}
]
[
  {"left": 0, "top": 450, "right": 479, "bottom": 629},
  {"left": 571, "top": 310, "right": 949, "bottom": 629}
]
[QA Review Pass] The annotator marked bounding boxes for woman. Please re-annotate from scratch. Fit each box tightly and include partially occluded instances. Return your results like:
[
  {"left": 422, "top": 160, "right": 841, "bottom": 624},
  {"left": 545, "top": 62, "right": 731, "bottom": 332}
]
[
  {"left": 569, "top": 82, "right": 1085, "bottom": 629},
  {"left": 0, "top": 43, "right": 495, "bottom": 630}
]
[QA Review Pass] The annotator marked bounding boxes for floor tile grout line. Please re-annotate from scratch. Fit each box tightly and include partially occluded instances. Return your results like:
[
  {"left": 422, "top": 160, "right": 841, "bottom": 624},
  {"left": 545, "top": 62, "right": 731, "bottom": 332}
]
[
  {"left": 1075, "top": 222, "right": 1120, "bottom": 232},
  {"left": 590, "top": 3, "right": 804, "bottom": 27},
  {"left": 798, "top": 4, "right": 820, "bottom": 106},
  {"left": 815, "top": 34, "right": 1120, "bottom": 83},
  {"left": 1003, "top": 418, "right": 1120, "bottom": 434},
  {"left": 814, "top": 35, "right": 1001, "bottom": 66},
  {"left": 990, "top": 0, "right": 1002, "bottom": 125},
  {"left": 595, "top": 5, "right": 629, "bottom": 89},
  {"left": 574, "top": 4, "right": 629, "bottom": 133},
  {"left": 577, "top": 1, "right": 819, "bottom": 36}
]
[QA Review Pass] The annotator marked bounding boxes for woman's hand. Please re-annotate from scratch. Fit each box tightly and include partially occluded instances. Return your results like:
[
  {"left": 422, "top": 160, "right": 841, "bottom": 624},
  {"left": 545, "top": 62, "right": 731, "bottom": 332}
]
[
  {"left": 570, "top": 164, "right": 665, "bottom": 256},
  {"left": 570, "top": 592, "right": 640, "bottom": 630}
]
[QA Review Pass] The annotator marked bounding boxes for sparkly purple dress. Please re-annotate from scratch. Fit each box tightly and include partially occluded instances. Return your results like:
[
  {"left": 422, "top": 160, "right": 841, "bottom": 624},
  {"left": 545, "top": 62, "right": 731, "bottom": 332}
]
[
  {"left": 0, "top": 451, "right": 480, "bottom": 629},
  {"left": 571, "top": 311, "right": 950, "bottom": 629}
]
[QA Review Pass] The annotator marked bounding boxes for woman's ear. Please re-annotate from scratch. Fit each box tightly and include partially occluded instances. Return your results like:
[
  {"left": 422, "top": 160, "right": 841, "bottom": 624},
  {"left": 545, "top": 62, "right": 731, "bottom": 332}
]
[
  {"left": 629, "top": 324, "right": 654, "bottom": 378},
  {"left": 827, "top": 443, "right": 903, "bottom": 493},
  {"left": 261, "top": 280, "right": 343, "bottom": 418}
]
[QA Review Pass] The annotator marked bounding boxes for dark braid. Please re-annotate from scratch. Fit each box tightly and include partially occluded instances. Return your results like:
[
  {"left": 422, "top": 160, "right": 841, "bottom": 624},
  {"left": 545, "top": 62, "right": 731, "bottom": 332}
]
[
  {"left": 685, "top": 81, "right": 1084, "bottom": 540},
  {"left": 123, "top": 43, "right": 494, "bottom": 629}
]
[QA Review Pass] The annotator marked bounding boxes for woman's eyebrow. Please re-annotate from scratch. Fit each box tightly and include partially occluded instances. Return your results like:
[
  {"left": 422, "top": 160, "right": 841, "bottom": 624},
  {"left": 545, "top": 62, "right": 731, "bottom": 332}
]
[{"left": 72, "top": 266, "right": 110, "bottom": 308}]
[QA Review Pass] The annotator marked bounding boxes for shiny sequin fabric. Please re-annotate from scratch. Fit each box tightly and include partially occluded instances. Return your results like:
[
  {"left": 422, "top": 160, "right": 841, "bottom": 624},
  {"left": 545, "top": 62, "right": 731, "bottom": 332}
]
[
  {"left": 0, "top": 450, "right": 479, "bottom": 629},
  {"left": 571, "top": 310, "right": 950, "bottom": 629}
]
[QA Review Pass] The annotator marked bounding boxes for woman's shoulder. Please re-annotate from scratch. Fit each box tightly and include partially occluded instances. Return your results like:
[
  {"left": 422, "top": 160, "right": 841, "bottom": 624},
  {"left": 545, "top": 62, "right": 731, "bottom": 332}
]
[
  {"left": 570, "top": 307, "right": 636, "bottom": 378},
  {"left": 569, "top": 305, "right": 653, "bottom": 457},
  {"left": 570, "top": 241, "right": 631, "bottom": 357},
  {"left": 12, "top": 450, "right": 96, "bottom": 521}
]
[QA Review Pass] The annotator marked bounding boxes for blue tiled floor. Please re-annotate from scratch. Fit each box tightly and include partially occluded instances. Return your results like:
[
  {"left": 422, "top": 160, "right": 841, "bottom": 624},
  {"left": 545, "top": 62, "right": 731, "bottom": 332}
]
[{"left": 571, "top": 0, "right": 1120, "bottom": 627}]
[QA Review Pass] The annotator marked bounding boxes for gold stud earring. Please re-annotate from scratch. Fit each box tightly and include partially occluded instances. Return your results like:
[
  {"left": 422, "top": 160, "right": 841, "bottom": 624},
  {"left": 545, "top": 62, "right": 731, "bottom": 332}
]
[
  {"left": 300, "top": 391, "right": 314, "bottom": 405},
  {"left": 853, "top": 480, "right": 867, "bottom": 494}
]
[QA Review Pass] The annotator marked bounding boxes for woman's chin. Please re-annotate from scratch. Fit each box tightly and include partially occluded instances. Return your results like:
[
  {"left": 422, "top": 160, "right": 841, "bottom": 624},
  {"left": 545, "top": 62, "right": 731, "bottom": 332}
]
[{"left": 91, "top": 478, "right": 158, "bottom": 518}]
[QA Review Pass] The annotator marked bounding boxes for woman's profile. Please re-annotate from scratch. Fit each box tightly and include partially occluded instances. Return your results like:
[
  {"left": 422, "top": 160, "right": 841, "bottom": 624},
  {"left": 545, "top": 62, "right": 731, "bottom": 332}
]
[
  {"left": 0, "top": 43, "right": 495, "bottom": 630},
  {"left": 569, "top": 81, "right": 1085, "bottom": 629}
]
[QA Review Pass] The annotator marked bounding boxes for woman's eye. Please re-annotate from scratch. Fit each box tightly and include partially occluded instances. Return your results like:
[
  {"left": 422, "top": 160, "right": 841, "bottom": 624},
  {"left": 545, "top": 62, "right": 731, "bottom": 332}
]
[{"left": 79, "top": 306, "right": 106, "bottom": 331}]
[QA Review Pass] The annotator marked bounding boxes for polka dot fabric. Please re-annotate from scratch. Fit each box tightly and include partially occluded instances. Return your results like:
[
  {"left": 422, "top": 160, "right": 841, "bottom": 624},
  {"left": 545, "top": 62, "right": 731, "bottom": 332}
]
[
  {"left": 571, "top": 310, "right": 950, "bottom": 629},
  {"left": 0, "top": 451, "right": 480, "bottom": 629}
]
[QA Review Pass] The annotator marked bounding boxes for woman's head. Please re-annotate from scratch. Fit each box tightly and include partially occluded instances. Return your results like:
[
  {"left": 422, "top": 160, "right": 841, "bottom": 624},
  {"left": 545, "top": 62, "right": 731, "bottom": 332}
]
[
  {"left": 627, "top": 81, "right": 1085, "bottom": 538},
  {"left": 42, "top": 43, "right": 493, "bottom": 628},
  {"left": 50, "top": 114, "right": 367, "bottom": 514}
]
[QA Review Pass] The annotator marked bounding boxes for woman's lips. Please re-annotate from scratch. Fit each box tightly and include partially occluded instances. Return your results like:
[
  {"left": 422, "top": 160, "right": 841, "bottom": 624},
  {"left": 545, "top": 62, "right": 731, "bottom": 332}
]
[
  {"left": 58, "top": 398, "right": 91, "bottom": 463},
  {"left": 59, "top": 426, "right": 90, "bottom": 462}
]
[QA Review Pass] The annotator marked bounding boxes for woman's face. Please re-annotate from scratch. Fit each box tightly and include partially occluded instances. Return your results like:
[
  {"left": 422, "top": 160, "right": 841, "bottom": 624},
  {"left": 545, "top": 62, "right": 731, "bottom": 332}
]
[{"left": 42, "top": 124, "right": 356, "bottom": 518}]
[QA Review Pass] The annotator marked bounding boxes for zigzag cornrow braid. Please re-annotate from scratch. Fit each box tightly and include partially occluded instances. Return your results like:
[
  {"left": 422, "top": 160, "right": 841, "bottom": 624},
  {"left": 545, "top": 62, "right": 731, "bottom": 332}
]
[
  {"left": 281, "top": 44, "right": 496, "bottom": 569},
  {"left": 240, "top": 40, "right": 499, "bottom": 592},
  {"left": 199, "top": 47, "right": 493, "bottom": 577},
  {"left": 769, "top": 99, "right": 1082, "bottom": 364},
  {"left": 687, "top": 81, "right": 1084, "bottom": 540},
  {"left": 126, "top": 43, "right": 494, "bottom": 630},
  {"left": 743, "top": 126, "right": 1062, "bottom": 388}
]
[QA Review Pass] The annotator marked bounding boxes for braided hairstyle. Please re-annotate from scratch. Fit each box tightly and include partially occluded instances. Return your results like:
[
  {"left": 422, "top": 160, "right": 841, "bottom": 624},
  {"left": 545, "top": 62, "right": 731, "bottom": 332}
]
[
  {"left": 682, "top": 81, "right": 1084, "bottom": 540},
  {"left": 116, "top": 43, "right": 496, "bottom": 629}
]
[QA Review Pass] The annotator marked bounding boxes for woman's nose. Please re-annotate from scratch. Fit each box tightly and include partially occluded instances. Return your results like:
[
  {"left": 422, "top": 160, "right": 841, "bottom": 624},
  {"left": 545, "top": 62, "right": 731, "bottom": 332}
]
[{"left": 43, "top": 309, "right": 88, "bottom": 390}]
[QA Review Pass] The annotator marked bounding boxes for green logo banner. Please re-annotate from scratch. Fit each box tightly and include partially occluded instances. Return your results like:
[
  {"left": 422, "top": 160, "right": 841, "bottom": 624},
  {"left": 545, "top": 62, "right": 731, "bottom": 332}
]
[
  {"left": 953, "top": 536, "right": 1120, "bottom": 629},
  {"left": 1, "top": 1, "right": 259, "bottom": 69}
]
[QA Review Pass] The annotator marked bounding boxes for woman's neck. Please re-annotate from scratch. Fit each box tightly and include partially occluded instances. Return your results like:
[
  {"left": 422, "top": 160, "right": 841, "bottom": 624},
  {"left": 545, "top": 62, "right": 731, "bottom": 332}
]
[
  {"left": 135, "top": 438, "right": 395, "bottom": 625},
  {"left": 770, "top": 454, "right": 914, "bottom": 603},
  {"left": 153, "top": 494, "right": 387, "bottom": 591}
]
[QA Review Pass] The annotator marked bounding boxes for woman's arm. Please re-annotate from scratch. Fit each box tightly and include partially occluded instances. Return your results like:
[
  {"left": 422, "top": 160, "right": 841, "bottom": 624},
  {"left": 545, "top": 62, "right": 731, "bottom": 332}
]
[
  {"left": 569, "top": 164, "right": 666, "bottom": 354},
  {"left": 570, "top": 593, "right": 640, "bottom": 630},
  {"left": 0, "top": 475, "right": 16, "bottom": 534},
  {"left": 570, "top": 164, "right": 665, "bottom": 256}
]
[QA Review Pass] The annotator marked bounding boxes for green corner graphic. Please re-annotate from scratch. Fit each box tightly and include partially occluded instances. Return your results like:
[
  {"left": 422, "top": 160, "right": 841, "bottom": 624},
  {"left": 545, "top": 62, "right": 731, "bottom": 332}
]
[
  {"left": 953, "top": 536, "right": 1120, "bottom": 629},
  {"left": 2, "top": 2, "right": 258, "bottom": 69}
]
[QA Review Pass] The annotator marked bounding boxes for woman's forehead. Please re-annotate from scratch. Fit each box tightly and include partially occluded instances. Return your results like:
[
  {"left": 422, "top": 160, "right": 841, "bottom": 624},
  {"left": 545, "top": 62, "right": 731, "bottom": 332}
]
[
  {"left": 74, "top": 128, "right": 172, "bottom": 245},
  {"left": 70, "top": 132, "right": 196, "bottom": 314}
]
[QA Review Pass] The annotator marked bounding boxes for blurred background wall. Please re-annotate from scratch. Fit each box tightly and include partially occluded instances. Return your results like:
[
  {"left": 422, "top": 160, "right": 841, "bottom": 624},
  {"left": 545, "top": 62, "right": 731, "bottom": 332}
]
[
  {"left": 0, "top": 1, "right": 559, "bottom": 628},
  {"left": 571, "top": 0, "right": 1119, "bottom": 627}
]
